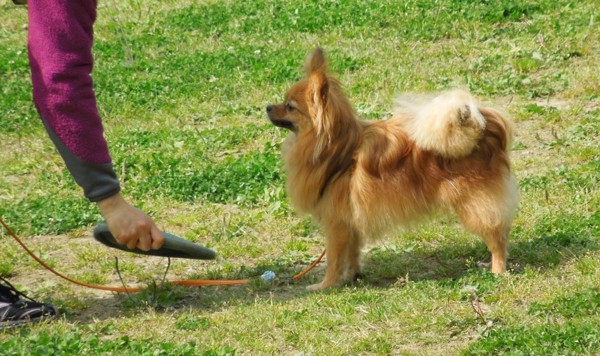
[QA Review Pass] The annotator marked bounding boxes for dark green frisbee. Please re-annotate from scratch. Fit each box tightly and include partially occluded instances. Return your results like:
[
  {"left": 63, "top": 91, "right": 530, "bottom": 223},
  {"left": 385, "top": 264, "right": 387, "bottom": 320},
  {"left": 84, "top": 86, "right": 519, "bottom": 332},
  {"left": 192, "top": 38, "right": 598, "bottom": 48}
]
[{"left": 93, "top": 223, "right": 216, "bottom": 260}]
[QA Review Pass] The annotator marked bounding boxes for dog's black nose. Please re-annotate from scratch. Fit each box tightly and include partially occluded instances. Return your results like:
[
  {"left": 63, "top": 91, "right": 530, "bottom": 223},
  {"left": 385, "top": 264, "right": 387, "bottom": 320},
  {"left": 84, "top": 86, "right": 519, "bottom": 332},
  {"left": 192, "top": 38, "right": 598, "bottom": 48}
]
[{"left": 266, "top": 105, "right": 273, "bottom": 113}]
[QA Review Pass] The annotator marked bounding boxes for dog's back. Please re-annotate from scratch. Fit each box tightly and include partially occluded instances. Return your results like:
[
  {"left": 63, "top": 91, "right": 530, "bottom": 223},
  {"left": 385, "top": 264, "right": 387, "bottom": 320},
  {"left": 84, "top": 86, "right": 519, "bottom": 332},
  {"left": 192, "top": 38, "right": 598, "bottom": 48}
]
[{"left": 350, "top": 90, "right": 517, "bottom": 247}]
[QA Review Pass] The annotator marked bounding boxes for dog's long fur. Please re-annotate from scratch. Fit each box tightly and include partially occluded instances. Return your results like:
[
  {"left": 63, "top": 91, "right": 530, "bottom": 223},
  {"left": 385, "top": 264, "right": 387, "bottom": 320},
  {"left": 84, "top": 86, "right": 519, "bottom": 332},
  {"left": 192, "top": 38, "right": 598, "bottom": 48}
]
[{"left": 267, "top": 48, "right": 518, "bottom": 290}]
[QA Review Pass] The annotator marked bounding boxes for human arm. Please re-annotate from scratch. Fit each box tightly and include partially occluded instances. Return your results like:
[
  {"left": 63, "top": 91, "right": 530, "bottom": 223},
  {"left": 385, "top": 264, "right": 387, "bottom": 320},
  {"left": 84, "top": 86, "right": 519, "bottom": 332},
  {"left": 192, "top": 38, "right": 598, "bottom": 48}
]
[{"left": 27, "top": 0, "right": 163, "bottom": 250}]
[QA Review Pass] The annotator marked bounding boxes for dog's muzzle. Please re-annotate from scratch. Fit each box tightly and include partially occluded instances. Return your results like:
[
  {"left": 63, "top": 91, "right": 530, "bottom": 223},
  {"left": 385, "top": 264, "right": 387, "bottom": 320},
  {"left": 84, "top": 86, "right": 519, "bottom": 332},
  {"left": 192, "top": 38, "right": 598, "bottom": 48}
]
[{"left": 266, "top": 105, "right": 295, "bottom": 131}]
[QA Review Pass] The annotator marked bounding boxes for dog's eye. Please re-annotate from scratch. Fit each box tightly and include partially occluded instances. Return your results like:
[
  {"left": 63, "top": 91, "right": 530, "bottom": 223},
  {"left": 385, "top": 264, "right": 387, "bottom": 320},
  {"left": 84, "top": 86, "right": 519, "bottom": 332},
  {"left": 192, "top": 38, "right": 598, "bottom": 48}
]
[{"left": 285, "top": 103, "right": 295, "bottom": 111}]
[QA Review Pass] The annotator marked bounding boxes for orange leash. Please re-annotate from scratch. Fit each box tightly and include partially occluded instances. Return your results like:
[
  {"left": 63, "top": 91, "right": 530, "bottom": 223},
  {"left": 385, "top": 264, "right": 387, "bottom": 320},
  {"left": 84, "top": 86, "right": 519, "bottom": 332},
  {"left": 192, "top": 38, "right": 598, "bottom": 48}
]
[
  {"left": 0, "top": 217, "right": 324, "bottom": 292},
  {"left": 291, "top": 249, "right": 326, "bottom": 280}
]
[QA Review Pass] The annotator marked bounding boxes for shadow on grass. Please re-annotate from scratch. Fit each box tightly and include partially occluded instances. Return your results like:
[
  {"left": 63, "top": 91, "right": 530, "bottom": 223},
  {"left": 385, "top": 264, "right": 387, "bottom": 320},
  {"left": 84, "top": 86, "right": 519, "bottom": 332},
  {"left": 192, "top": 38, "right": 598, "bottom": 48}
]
[
  {"left": 358, "top": 210, "right": 599, "bottom": 288},
  {"left": 63, "top": 210, "right": 598, "bottom": 323}
]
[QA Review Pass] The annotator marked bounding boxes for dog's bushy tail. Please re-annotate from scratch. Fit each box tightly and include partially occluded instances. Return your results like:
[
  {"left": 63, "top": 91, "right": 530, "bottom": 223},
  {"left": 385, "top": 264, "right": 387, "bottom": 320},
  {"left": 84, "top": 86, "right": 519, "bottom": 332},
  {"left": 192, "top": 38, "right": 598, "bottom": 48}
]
[{"left": 395, "top": 89, "right": 510, "bottom": 158}]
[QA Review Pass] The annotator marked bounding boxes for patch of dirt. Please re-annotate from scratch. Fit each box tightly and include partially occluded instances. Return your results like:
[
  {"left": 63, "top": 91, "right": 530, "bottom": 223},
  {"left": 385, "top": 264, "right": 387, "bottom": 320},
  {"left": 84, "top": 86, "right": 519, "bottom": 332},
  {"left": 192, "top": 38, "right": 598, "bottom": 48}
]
[
  {"left": 489, "top": 96, "right": 599, "bottom": 177},
  {"left": 4, "top": 234, "right": 124, "bottom": 321},
  {"left": 2, "top": 226, "right": 316, "bottom": 323}
]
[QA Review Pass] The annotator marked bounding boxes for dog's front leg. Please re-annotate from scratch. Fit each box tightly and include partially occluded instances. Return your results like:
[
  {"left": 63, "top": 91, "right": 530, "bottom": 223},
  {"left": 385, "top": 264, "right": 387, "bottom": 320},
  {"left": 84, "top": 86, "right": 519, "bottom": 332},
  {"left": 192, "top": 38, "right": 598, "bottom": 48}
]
[
  {"left": 308, "top": 220, "right": 352, "bottom": 291},
  {"left": 344, "top": 228, "right": 362, "bottom": 282}
]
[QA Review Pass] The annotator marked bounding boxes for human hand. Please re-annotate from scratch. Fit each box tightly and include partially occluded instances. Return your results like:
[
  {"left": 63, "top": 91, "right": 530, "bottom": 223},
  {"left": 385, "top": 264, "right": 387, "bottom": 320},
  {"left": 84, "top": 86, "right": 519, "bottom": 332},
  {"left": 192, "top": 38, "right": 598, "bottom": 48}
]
[{"left": 96, "top": 193, "right": 165, "bottom": 251}]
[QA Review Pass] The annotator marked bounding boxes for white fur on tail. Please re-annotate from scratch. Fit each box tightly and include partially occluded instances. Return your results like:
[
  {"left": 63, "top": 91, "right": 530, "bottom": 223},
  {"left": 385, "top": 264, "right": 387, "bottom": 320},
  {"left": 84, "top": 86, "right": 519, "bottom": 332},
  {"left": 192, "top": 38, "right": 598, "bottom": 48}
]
[{"left": 395, "top": 89, "right": 486, "bottom": 158}]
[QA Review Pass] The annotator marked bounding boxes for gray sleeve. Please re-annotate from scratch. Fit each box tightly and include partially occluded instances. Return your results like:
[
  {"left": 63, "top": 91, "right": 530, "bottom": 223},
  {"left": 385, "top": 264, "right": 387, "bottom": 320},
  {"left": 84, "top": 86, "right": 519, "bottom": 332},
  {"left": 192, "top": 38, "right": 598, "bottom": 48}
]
[{"left": 41, "top": 118, "right": 121, "bottom": 202}]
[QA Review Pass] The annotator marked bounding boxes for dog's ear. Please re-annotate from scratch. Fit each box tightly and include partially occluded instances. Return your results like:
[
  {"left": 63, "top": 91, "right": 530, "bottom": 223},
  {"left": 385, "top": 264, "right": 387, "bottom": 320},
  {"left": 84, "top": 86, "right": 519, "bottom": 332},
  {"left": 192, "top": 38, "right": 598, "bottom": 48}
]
[
  {"left": 304, "top": 48, "right": 350, "bottom": 162},
  {"left": 305, "top": 47, "right": 330, "bottom": 117},
  {"left": 307, "top": 70, "right": 333, "bottom": 161},
  {"left": 308, "top": 71, "right": 329, "bottom": 110},
  {"left": 304, "top": 47, "right": 328, "bottom": 75}
]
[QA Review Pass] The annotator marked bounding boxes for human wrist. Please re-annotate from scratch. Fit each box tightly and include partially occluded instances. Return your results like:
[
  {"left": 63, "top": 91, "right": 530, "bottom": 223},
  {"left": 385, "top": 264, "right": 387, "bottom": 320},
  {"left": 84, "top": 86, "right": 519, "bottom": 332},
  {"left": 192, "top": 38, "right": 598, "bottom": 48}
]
[{"left": 96, "top": 192, "right": 125, "bottom": 214}]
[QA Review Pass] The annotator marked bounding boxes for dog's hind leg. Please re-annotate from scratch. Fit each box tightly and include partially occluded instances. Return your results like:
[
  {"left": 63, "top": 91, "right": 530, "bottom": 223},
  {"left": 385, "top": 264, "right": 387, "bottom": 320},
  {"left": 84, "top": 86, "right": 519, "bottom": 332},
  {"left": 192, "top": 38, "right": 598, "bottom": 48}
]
[
  {"left": 479, "top": 227, "right": 510, "bottom": 273},
  {"left": 447, "top": 176, "right": 518, "bottom": 274},
  {"left": 457, "top": 213, "right": 511, "bottom": 274},
  {"left": 308, "top": 220, "right": 353, "bottom": 291}
]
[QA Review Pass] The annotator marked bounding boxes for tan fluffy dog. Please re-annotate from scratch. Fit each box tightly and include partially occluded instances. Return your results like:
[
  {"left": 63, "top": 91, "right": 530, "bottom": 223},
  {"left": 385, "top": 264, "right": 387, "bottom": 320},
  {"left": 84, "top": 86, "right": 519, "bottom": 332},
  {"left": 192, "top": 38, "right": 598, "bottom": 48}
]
[{"left": 267, "top": 48, "right": 518, "bottom": 290}]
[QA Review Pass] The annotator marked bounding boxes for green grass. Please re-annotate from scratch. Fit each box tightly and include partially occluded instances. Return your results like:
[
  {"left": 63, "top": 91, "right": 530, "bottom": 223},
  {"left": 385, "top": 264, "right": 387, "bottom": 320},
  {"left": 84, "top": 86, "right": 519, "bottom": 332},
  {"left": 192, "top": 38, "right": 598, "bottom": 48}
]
[{"left": 1, "top": 0, "right": 599, "bottom": 354}]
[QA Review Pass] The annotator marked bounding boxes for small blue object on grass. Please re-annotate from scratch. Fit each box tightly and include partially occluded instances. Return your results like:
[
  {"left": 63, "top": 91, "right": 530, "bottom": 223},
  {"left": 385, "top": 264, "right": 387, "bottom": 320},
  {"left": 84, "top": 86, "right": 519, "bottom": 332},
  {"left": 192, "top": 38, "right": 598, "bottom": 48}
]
[{"left": 260, "top": 270, "right": 276, "bottom": 283}]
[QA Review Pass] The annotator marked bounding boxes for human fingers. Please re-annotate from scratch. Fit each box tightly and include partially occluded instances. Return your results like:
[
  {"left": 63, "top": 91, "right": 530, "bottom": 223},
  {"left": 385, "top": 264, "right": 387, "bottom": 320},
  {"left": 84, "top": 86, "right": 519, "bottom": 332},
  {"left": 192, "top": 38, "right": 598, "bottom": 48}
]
[
  {"left": 126, "top": 233, "right": 139, "bottom": 250},
  {"left": 150, "top": 224, "right": 165, "bottom": 250},
  {"left": 136, "top": 223, "right": 153, "bottom": 251}
]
